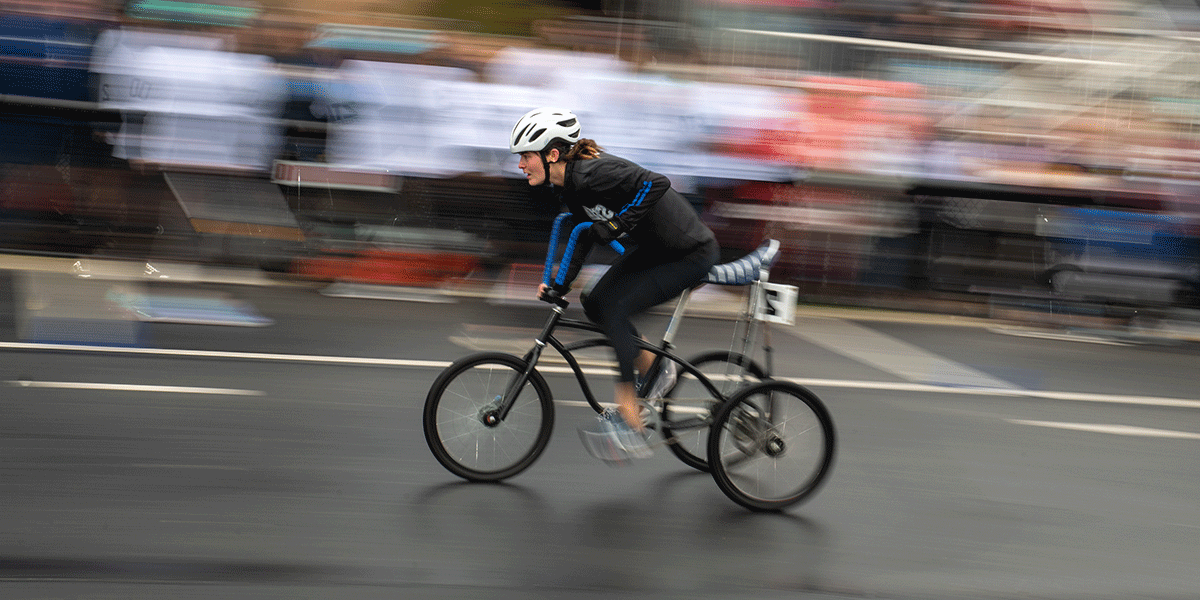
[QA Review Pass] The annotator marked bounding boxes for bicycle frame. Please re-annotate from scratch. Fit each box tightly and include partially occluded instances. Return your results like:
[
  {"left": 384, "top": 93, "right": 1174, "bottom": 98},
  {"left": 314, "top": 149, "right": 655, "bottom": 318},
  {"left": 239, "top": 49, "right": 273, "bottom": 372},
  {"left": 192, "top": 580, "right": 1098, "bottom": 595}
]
[
  {"left": 492, "top": 212, "right": 781, "bottom": 431},
  {"left": 494, "top": 297, "right": 728, "bottom": 431},
  {"left": 733, "top": 279, "right": 777, "bottom": 378},
  {"left": 547, "top": 212, "right": 777, "bottom": 380}
]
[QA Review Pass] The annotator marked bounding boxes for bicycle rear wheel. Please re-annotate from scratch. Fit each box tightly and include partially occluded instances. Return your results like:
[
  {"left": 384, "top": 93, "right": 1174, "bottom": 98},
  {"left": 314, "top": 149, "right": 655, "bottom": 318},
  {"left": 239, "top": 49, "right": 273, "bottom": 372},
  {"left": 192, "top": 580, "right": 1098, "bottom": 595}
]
[
  {"left": 708, "top": 381, "right": 835, "bottom": 511},
  {"left": 661, "top": 351, "right": 765, "bottom": 472},
  {"left": 423, "top": 352, "right": 554, "bottom": 482}
]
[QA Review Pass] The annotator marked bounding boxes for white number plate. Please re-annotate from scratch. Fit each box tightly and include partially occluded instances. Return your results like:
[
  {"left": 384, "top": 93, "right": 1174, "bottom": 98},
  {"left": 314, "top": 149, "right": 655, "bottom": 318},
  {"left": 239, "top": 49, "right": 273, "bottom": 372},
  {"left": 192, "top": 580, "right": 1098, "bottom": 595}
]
[{"left": 755, "top": 282, "right": 798, "bottom": 325}]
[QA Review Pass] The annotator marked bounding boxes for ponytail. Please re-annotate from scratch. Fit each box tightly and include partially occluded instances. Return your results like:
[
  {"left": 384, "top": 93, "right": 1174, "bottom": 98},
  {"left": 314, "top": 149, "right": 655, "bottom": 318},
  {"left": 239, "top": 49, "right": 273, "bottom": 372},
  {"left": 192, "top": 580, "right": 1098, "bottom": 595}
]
[{"left": 564, "top": 138, "right": 603, "bottom": 161}]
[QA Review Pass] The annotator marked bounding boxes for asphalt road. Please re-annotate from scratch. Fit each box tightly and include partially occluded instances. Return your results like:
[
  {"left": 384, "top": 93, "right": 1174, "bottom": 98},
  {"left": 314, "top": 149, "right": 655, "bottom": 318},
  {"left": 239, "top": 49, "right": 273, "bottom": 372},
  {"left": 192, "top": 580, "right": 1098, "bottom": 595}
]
[{"left": 2, "top": 276, "right": 1199, "bottom": 599}]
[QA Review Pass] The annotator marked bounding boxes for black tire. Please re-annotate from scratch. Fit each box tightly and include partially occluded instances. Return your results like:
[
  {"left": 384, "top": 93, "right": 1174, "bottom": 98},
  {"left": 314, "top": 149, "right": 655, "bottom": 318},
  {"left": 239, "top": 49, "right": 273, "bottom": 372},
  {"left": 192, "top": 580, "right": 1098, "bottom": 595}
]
[
  {"left": 661, "top": 351, "right": 766, "bottom": 472},
  {"left": 423, "top": 353, "right": 554, "bottom": 482},
  {"left": 708, "top": 381, "right": 835, "bottom": 511}
]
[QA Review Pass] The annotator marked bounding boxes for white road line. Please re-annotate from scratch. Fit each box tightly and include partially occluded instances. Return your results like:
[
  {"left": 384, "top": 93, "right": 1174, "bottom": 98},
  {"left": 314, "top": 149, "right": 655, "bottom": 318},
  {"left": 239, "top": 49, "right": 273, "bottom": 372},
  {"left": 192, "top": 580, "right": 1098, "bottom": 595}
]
[
  {"left": 782, "top": 318, "right": 1018, "bottom": 389},
  {"left": 1008, "top": 419, "right": 1200, "bottom": 439},
  {"left": 159, "top": 521, "right": 270, "bottom": 526},
  {"left": 557, "top": 400, "right": 603, "bottom": 408},
  {"left": 988, "top": 327, "right": 1133, "bottom": 346},
  {"left": 3, "top": 341, "right": 1199, "bottom": 409},
  {"left": 160, "top": 520, "right": 268, "bottom": 525},
  {"left": 784, "top": 377, "right": 1018, "bottom": 394},
  {"left": 6, "top": 380, "right": 264, "bottom": 396},
  {"left": 1020, "top": 390, "right": 1200, "bottom": 409},
  {"left": 0, "top": 341, "right": 445, "bottom": 368},
  {"left": 553, "top": 400, "right": 706, "bottom": 417},
  {"left": 133, "top": 464, "right": 250, "bottom": 470},
  {"left": 532, "top": 364, "right": 620, "bottom": 377},
  {"left": 779, "top": 378, "right": 1200, "bottom": 409}
]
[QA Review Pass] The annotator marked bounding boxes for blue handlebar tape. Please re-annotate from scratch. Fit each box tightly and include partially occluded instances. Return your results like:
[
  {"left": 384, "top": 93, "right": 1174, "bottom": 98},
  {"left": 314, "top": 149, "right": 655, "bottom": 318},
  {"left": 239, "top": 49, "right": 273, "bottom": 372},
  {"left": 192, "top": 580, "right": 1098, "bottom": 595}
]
[
  {"left": 546, "top": 217, "right": 627, "bottom": 287},
  {"left": 552, "top": 222, "right": 628, "bottom": 287},
  {"left": 542, "top": 212, "right": 573, "bottom": 286},
  {"left": 555, "top": 222, "right": 592, "bottom": 286}
]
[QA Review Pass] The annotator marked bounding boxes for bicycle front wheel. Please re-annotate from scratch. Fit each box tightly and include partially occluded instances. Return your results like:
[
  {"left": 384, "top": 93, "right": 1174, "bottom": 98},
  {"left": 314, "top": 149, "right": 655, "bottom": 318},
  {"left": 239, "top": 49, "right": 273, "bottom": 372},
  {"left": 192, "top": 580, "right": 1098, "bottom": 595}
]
[
  {"left": 708, "top": 381, "right": 835, "bottom": 511},
  {"left": 423, "top": 353, "right": 554, "bottom": 482},
  {"left": 661, "top": 351, "right": 766, "bottom": 472}
]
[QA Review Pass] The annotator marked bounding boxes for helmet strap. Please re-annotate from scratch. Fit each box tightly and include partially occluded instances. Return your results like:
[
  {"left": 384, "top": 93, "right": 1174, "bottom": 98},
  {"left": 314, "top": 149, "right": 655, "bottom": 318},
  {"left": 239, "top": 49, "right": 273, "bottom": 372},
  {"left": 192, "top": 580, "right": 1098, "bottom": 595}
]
[{"left": 538, "top": 147, "right": 560, "bottom": 187}]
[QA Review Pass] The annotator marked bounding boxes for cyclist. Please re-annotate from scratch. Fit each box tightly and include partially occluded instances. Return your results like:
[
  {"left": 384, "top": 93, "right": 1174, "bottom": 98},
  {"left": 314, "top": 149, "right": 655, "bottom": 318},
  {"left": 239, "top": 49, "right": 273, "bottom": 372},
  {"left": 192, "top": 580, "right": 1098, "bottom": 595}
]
[{"left": 511, "top": 107, "right": 720, "bottom": 463}]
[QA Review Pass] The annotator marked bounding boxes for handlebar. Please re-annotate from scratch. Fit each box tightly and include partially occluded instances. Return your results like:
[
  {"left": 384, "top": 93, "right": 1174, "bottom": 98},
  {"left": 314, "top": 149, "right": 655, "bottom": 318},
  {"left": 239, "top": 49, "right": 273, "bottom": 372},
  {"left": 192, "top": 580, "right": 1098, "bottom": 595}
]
[
  {"left": 541, "top": 213, "right": 625, "bottom": 290},
  {"left": 541, "top": 213, "right": 573, "bottom": 289},
  {"left": 538, "top": 287, "right": 570, "bottom": 308}
]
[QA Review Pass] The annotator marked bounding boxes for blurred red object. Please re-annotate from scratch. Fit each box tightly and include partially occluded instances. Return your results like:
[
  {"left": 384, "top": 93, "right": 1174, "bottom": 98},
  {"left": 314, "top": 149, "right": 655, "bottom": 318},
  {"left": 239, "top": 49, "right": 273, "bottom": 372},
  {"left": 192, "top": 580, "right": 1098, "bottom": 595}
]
[{"left": 293, "top": 248, "right": 479, "bottom": 287}]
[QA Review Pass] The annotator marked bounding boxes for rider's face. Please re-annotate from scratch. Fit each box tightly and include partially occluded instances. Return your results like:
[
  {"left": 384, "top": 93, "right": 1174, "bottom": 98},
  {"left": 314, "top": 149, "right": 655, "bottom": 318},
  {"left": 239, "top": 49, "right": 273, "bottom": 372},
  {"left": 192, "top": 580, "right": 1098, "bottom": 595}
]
[{"left": 517, "top": 151, "right": 544, "bottom": 186}]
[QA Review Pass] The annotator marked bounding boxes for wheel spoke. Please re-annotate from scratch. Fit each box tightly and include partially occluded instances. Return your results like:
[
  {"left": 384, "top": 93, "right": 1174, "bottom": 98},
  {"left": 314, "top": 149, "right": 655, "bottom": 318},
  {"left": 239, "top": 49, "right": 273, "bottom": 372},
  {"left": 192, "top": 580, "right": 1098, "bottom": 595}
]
[
  {"left": 424, "top": 355, "right": 554, "bottom": 482},
  {"left": 709, "top": 382, "right": 835, "bottom": 511},
  {"left": 662, "top": 352, "right": 765, "bottom": 472}
]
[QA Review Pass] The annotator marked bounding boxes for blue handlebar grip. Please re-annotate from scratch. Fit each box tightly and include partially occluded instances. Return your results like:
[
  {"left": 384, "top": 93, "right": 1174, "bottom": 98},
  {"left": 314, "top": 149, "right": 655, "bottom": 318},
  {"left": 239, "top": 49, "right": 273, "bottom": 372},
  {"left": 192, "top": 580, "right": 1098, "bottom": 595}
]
[
  {"left": 555, "top": 222, "right": 592, "bottom": 286},
  {"left": 543, "top": 212, "right": 573, "bottom": 286},
  {"left": 549, "top": 220, "right": 627, "bottom": 287}
]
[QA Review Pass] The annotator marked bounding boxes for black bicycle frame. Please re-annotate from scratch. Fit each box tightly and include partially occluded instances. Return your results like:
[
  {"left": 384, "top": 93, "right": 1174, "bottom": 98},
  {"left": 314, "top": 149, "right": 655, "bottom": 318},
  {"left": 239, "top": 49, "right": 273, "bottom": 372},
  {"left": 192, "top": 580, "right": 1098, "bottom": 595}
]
[{"left": 496, "top": 301, "right": 730, "bottom": 426}]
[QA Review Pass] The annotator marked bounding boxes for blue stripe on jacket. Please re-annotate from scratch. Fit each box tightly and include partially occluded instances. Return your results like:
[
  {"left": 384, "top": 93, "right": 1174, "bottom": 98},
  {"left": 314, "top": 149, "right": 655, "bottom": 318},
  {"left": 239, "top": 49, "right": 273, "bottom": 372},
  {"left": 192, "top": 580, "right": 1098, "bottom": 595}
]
[{"left": 617, "top": 181, "right": 652, "bottom": 217}]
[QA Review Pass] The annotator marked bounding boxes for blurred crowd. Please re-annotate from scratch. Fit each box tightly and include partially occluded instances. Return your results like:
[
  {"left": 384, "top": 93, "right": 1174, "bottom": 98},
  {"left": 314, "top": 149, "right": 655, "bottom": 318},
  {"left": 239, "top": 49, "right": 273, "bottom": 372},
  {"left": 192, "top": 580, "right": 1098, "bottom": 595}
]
[
  {"left": 2, "top": 0, "right": 1199, "bottom": 309},
  {"left": 5, "top": 0, "right": 1200, "bottom": 184}
]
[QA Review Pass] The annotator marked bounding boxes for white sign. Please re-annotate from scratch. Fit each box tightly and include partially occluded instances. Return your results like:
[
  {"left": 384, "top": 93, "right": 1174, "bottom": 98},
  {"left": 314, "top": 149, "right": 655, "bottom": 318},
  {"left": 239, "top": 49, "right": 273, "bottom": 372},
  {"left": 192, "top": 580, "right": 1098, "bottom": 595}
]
[{"left": 755, "top": 282, "right": 798, "bottom": 325}]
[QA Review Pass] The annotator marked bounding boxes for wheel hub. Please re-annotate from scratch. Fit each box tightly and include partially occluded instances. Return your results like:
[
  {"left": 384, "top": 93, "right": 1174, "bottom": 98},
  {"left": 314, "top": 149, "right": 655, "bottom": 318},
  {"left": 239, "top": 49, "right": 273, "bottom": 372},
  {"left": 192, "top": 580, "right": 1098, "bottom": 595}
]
[
  {"left": 764, "top": 436, "right": 785, "bottom": 457},
  {"left": 478, "top": 397, "right": 503, "bottom": 428}
]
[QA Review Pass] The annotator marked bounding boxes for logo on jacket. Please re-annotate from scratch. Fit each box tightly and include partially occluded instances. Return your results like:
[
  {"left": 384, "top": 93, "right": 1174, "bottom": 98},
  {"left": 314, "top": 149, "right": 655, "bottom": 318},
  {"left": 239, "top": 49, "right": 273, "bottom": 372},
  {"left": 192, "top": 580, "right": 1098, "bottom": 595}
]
[{"left": 584, "top": 205, "right": 614, "bottom": 222}]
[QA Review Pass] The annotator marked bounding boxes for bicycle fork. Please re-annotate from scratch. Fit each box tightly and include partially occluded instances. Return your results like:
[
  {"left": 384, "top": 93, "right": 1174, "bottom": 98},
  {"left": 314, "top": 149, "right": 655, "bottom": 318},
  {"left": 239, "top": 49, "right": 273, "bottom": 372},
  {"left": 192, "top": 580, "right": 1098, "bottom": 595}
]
[{"left": 489, "top": 305, "right": 564, "bottom": 424}]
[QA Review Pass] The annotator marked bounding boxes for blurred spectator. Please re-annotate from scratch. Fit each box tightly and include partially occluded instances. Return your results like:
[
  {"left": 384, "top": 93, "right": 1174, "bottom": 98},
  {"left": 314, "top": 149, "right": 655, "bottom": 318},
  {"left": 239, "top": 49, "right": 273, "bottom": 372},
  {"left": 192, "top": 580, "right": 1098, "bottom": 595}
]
[{"left": 91, "top": 25, "right": 285, "bottom": 170}]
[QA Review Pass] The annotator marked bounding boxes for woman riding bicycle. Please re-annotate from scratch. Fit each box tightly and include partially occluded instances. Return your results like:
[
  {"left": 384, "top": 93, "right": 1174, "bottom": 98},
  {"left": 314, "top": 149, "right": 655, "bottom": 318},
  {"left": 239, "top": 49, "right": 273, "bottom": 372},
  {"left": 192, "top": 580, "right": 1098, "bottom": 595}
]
[{"left": 511, "top": 107, "right": 720, "bottom": 463}]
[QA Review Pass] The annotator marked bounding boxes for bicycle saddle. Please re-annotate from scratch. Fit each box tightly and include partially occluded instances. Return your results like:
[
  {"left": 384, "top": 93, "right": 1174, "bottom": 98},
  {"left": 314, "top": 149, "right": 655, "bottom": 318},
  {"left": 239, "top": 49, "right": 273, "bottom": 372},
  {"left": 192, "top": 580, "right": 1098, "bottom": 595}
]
[{"left": 705, "top": 239, "right": 781, "bottom": 286}]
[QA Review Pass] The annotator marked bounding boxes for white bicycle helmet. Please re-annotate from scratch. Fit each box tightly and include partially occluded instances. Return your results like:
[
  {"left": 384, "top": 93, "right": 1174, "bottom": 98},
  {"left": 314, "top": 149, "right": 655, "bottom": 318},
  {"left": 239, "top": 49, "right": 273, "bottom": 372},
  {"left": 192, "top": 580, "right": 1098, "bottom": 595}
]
[{"left": 510, "top": 107, "right": 580, "bottom": 154}]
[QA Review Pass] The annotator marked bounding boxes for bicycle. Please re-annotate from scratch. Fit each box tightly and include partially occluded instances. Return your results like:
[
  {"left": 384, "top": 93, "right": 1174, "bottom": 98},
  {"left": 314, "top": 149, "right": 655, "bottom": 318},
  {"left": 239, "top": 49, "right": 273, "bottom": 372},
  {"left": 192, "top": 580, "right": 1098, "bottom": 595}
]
[{"left": 423, "top": 213, "right": 836, "bottom": 511}]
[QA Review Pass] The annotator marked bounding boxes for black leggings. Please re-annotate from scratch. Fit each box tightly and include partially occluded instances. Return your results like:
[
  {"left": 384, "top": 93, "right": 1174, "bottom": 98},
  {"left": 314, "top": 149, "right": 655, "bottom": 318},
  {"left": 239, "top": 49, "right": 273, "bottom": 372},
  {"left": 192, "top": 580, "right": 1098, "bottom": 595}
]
[{"left": 582, "top": 239, "right": 719, "bottom": 383}]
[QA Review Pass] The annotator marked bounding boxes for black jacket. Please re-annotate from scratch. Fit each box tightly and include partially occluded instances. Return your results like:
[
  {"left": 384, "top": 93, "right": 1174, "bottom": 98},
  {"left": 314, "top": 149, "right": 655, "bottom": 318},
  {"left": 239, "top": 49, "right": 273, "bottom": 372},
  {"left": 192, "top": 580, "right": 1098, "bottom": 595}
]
[{"left": 553, "top": 153, "right": 716, "bottom": 288}]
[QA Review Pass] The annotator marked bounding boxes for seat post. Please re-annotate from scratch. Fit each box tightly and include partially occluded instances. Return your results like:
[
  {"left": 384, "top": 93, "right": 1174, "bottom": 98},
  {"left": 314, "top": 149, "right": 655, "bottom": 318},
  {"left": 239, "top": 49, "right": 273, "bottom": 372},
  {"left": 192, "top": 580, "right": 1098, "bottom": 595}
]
[
  {"left": 759, "top": 266, "right": 775, "bottom": 377},
  {"left": 737, "top": 282, "right": 762, "bottom": 368},
  {"left": 659, "top": 288, "right": 694, "bottom": 350}
]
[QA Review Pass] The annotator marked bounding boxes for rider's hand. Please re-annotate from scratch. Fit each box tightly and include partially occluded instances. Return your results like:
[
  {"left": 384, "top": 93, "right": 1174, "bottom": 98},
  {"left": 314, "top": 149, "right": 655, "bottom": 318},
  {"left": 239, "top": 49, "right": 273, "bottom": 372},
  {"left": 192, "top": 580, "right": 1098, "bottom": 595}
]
[
  {"left": 590, "top": 218, "right": 624, "bottom": 243},
  {"left": 538, "top": 283, "right": 569, "bottom": 301}
]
